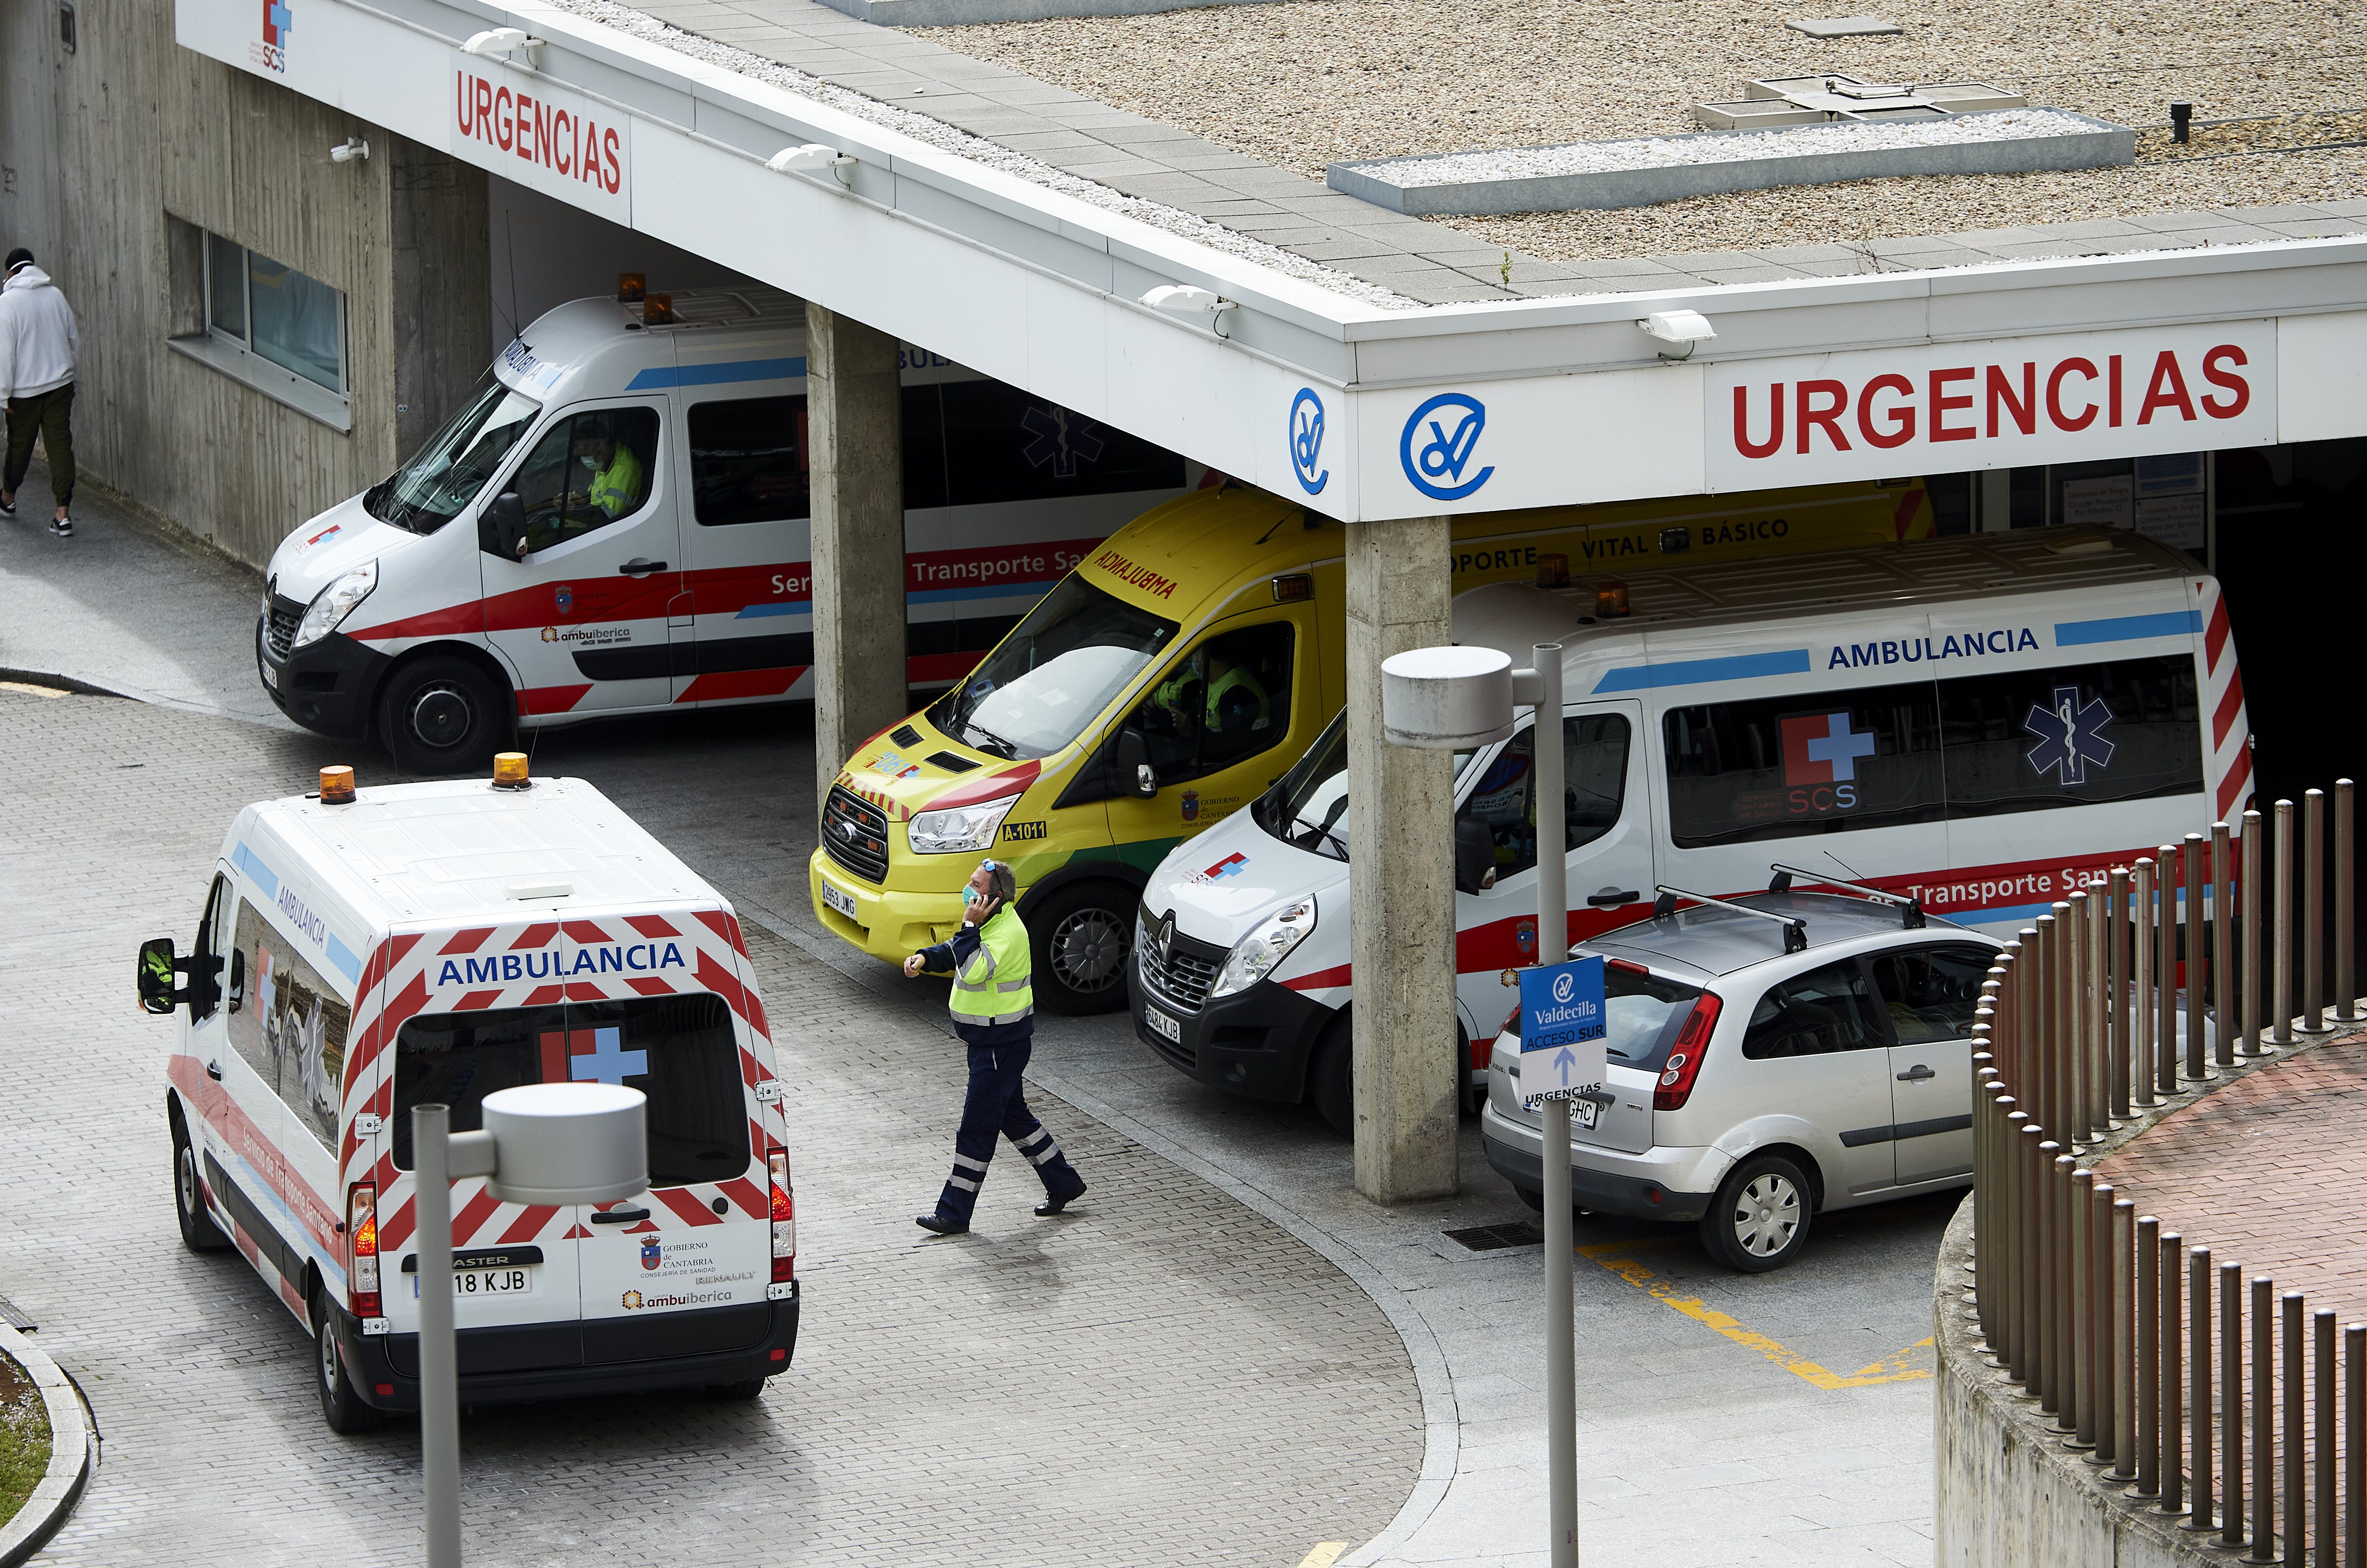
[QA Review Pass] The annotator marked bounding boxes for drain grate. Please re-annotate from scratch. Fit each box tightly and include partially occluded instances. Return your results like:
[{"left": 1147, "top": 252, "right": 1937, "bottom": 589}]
[
  {"left": 1445, "top": 1223, "right": 1545, "bottom": 1252},
  {"left": 0, "top": 1296, "right": 36, "bottom": 1330}
]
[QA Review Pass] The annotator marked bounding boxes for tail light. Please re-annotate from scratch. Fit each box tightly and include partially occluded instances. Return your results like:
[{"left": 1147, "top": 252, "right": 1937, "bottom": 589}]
[
  {"left": 1498, "top": 1004, "right": 1522, "bottom": 1041},
  {"left": 768, "top": 1149, "right": 795, "bottom": 1284},
  {"left": 1653, "top": 993, "right": 1724, "bottom": 1112},
  {"left": 347, "top": 1181, "right": 381, "bottom": 1318}
]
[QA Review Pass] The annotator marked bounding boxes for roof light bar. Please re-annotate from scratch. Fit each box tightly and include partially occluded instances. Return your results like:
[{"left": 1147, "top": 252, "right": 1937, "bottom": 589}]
[
  {"left": 1766, "top": 864, "right": 1926, "bottom": 928},
  {"left": 1652, "top": 884, "right": 1809, "bottom": 953}
]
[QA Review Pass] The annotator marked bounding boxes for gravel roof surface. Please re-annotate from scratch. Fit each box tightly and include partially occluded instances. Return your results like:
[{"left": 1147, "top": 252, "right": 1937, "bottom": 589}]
[{"left": 935, "top": 0, "right": 2367, "bottom": 256}]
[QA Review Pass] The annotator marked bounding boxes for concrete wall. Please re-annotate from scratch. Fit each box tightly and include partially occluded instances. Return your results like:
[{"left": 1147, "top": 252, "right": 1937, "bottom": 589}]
[
  {"left": 487, "top": 174, "right": 753, "bottom": 349},
  {"left": 1931, "top": 1198, "right": 2219, "bottom": 1568},
  {"left": 0, "top": 0, "right": 489, "bottom": 567}
]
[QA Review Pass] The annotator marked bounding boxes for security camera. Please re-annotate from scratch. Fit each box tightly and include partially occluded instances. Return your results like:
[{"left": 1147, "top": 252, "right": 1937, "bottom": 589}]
[{"left": 329, "top": 136, "right": 369, "bottom": 164}]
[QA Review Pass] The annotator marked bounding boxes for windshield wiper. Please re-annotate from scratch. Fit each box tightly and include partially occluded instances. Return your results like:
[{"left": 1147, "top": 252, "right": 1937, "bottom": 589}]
[
  {"left": 1289, "top": 796, "right": 1350, "bottom": 858},
  {"left": 963, "top": 722, "right": 1020, "bottom": 759}
]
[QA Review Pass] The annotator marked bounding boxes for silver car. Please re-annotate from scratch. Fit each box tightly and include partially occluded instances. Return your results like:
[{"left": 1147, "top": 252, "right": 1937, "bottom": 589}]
[{"left": 1479, "top": 886, "right": 2003, "bottom": 1272}]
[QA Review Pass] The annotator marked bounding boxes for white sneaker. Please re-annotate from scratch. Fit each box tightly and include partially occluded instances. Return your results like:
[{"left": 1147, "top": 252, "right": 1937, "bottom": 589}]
[{"left": 49, "top": 515, "right": 71, "bottom": 538}]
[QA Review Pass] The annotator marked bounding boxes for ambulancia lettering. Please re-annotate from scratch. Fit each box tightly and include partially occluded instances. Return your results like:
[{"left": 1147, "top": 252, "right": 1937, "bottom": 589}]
[
  {"left": 1826, "top": 628, "right": 2039, "bottom": 670},
  {"left": 1092, "top": 548, "right": 1178, "bottom": 601},
  {"left": 434, "top": 941, "right": 687, "bottom": 986}
]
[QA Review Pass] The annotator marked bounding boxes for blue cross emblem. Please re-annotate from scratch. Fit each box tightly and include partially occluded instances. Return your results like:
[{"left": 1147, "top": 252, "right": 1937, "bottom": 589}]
[
  {"left": 1805, "top": 712, "right": 1878, "bottom": 781},
  {"left": 2023, "top": 685, "right": 2117, "bottom": 786},
  {"left": 266, "top": 0, "right": 291, "bottom": 43},
  {"left": 570, "top": 1026, "right": 648, "bottom": 1086}
]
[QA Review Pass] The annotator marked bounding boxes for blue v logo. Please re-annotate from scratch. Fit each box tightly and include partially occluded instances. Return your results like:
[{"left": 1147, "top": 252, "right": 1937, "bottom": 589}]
[
  {"left": 1288, "top": 388, "right": 1328, "bottom": 496},
  {"left": 1400, "top": 393, "right": 1494, "bottom": 501}
]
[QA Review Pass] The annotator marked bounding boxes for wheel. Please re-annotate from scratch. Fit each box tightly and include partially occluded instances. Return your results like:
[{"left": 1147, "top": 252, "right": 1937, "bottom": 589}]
[
  {"left": 376, "top": 654, "right": 508, "bottom": 775},
  {"left": 311, "top": 1285, "right": 385, "bottom": 1434},
  {"left": 1699, "top": 1153, "right": 1815, "bottom": 1273},
  {"left": 1309, "top": 1012, "right": 1353, "bottom": 1137},
  {"left": 171, "top": 1110, "right": 231, "bottom": 1253},
  {"left": 705, "top": 1378, "right": 767, "bottom": 1402},
  {"left": 1028, "top": 883, "right": 1134, "bottom": 1015}
]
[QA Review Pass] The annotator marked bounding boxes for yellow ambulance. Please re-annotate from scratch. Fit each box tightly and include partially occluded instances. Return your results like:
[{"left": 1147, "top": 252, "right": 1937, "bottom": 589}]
[{"left": 811, "top": 478, "right": 1936, "bottom": 1012}]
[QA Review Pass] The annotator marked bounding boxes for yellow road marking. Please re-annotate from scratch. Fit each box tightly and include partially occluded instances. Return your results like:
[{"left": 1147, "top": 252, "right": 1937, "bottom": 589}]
[
  {"left": 1294, "top": 1545, "right": 1348, "bottom": 1568},
  {"left": 0, "top": 681, "right": 68, "bottom": 699},
  {"left": 1575, "top": 1238, "right": 1933, "bottom": 1390}
]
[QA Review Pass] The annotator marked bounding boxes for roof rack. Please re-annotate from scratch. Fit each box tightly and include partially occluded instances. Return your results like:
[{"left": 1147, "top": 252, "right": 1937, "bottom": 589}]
[
  {"left": 1765, "top": 864, "right": 1927, "bottom": 929},
  {"left": 1652, "top": 885, "right": 1808, "bottom": 954}
]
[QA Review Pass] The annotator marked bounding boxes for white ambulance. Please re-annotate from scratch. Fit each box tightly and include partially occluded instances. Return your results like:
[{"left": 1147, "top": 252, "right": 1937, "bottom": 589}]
[
  {"left": 1128, "top": 528, "right": 2250, "bottom": 1133},
  {"left": 257, "top": 285, "right": 1195, "bottom": 770},
  {"left": 139, "top": 757, "right": 798, "bottom": 1431}
]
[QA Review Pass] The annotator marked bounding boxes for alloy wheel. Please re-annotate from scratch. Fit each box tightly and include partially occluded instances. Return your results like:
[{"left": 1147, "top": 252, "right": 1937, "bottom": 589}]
[
  {"left": 1049, "top": 906, "right": 1128, "bottom": 995},
  {"left": 1732, "top": 1172, "right": 1801, "bottom": 1258}
]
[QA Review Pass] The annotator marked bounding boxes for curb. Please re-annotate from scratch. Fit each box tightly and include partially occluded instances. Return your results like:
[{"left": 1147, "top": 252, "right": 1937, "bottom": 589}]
[
  {"left": 0, "top": 669, "right": 129, "bottom": 700},
  {"left": 0, "top": 1323, "right": 97, "bottom": 1568},
  {"left": 736, "top": 901, "right": 1459, "bottom": 1566}
]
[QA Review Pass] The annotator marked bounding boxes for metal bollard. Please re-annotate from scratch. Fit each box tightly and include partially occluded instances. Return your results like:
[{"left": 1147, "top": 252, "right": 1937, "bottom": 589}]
[
  {"left": 2021, "top": 930, "right": 2044, "bottom": 1125},
  {"left": 2132, "top": 1209, "right": 2155, "bottom": 1489},
  {"left": 2213, "top": 821, "right": 2236, "bottom": 1068},
  {"left": 2093, "top": 1184, "right": 2121, "bottom": 1462},
  {"left": 2243, "top": 810, "right": 2265, "bottom": 1057},
  {"left": 2038, "top": 1137, "right": 2062, "bottom": 1411},
  {"left": 2134, "top": 859, "right": 2160, "bottom": 1104},
  {"left": 2187, "top": 1247, "right": 2215, "bottom": 1533},
  {"left": 2274, "top": 801, "right": 2296, "bottom": 1049},
  {"left": 2088, "top": 887, "right": 2111, "bottom": 1129},
  {"left": 2338, "top": 782, "right": 2357, "bottom": 1027},
  {"left": 2159, "top": 845, "right": 2181, "bottom": 1087},
  {"left": 2319, "top": 1310, "right": 2338, "bottom": 1568},
  {"left": 2286, "top": 1293, "right": 2305, "bottom": 1567},
  {"left": 2070, "top": 893, "right": 2094, "bottom": 1141},
  {"left": 2252, "top": 1276, "right": 2275, "bottom": 1564},
  {"left": 1973, "top": 1052, "right": 1994, "bottom": 1329},
  {"left": 2110, "top": 866, "right": 2133, "bottom": 1118},
  {"left": 2071, "top": 1169, "right": 2095, "bottom": 1442},
  {"left": 2160, "top": 1231, "right": 2184, "bottom": 1514},
  {"left": 2054, "top": 1151, "right": 2077, "bottom": 1422},
  {"left": 2055, "top": 905, "right": 2081, "bottom": 1140},
  {"left": 2306, "top": 790, "right": 2328, "bottom": 1033},
  {"left": 2006, "top": 1112, "right": 2033, "bottom": 1383},
  {"left": 2345, "top": 1321, "right": 2363, "bottom": 1568},
  {"left": 2186, "top": 832, "right": 2209, "bottom": 1080},
  {"left": 2225, "top": 1262, "right": 2247, "bottom": 1549}
]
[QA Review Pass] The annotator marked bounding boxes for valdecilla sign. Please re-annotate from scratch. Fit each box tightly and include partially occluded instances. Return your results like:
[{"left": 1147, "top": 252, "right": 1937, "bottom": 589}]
[{"left": 1516, "top": 955, "right": 1608, "bottom": 1114}]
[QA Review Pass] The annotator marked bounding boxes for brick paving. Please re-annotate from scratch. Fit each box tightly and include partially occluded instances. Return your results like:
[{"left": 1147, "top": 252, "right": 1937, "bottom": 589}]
[
  {"left": 0, "top": 686, "right": 1421, "bottom": 1566},
  {"left": 2097, "top": 1033, "right": 2367, "bottom": 1321}
]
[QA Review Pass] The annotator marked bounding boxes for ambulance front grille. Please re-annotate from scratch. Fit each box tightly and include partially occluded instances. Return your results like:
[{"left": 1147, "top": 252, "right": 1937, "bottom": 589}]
[
  {"left": 1139, "top": 928, "right": 1225, "bottom": 1015},
  {"left": 265, "top": 595, "right": 303, "bottom": 660},
  {"left": 820, "top": 786, "right": 891, "bottom": 884}
]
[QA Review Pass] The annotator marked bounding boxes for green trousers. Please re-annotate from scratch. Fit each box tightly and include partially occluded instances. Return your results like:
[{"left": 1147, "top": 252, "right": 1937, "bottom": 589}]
[{"left": 4, "top": 381, "right": 74, "bottom": 508}]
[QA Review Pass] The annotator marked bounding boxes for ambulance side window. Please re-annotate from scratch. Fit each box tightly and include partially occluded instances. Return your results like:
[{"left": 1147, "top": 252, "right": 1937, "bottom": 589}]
[
  {"left": 514, "top": 405, "right": 661, "bottom": 555},
  {"left": 228, "top": 899, "right": 352, "bottom": 1152},
  {"left": 688, "top": 395, "right": 808, "bottom": 526},
  {"left": 1662, "top": 679, "right": 1944, "bottom": 849},
  {"left": 1937, "top": 655, "right": 2200, "bottom": 817},
  {"left": 1452, "top": 714, "right": 1632, "bottom": 884},
  {"left": 1124, "top": 621, "right": 1294, "bottom": 787}
]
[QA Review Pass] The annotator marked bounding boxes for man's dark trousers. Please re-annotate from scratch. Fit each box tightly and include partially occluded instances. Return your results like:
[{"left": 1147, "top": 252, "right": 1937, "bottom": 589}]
[
  {"left": 3, "top": 382, "right": 73, "bottom": 507},
  {"left": 936, "top": 1036, "right": 1082, "bottom": 1225}
]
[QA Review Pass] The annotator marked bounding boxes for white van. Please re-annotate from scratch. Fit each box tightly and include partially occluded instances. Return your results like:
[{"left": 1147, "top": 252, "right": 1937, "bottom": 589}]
[
  {"left": 258, "top": 285, "right": 1195, "bottom": 770},
  {"left": 1128, "top": 528, "right": 2251, "bottom": 1132},
  {"left": 140, "top": 760, "right": 799, "bottom": 1430}
]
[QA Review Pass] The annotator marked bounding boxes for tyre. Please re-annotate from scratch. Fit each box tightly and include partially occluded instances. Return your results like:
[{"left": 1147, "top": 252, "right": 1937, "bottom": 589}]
[
  {"left": 171, "top": 1111, "right": 231, "bottom": 1254},
  {"left": 311, "top": 1286, "right": 385, "bottom": 1434},
  {"left": 705, "top": 1378, "right": 767, "bottom": 1402},
  {"left": 1028, "top": 883, "right": 1134, "bottom": 1015},
  {"left": 1699, "top": 1153, "right": 1815, "bottom": 1273},
  {"left": 376, "top": 654, "right": 508, "bottom": 776},
  {"left": 1309, "top": 1013, "right": 1353, "bottom": 1137}
]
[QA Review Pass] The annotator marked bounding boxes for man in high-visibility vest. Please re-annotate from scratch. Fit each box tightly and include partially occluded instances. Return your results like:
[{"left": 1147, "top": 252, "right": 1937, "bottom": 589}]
[{"left": 903, "top": 857, "right": 1087, "bottom": 1235}]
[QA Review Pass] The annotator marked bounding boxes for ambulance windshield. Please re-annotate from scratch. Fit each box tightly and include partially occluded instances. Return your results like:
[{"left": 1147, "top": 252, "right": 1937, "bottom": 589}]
[
  {"left": 365, "top": 367, "right": 542, "bottom": 533},
  {"left": 927, "top": 576, "right": 1176, "bottom": 760},
  {"left": 1252, "top": 709, "right": 1482, "bottom": 863}
]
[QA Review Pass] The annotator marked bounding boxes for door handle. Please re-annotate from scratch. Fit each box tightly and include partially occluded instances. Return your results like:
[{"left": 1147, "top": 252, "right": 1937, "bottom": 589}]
[
  {"left": 590, "top": 1206, "right": 652, "bottom": 1224},
  {"left": 1896, "top": 1063, "right": 1937, "bottom": 1082},
  {"left": 617, "top": 559, "right": 668, "bottom": 576},
  {"left": 205, "top": 1060, "right": 223, "bottom": 1081},
  {"left": 1587, "top": 890, "right": 1640, "bottom": 907}
]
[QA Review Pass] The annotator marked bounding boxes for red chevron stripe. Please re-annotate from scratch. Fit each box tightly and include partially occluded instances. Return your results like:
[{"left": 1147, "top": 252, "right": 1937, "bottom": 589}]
[
  {"left": 718, "top": 1177, "right": 766, "bottom": 1217},
  {"left": 696, "top": 950, "right": 754, "bottom": 1027},
  {"left": 2213, "top": 668, "right": 2246, "bottom": 749},
  {"left": 522, "top": 984, "right": 565, "bottom": 1007},
  {"left": 450, "top": 1187, "right": 504, "bottom": 1247},
  {"left": 440, "top": 927, "right": 495, "bottom": 955},
  {"left": 624, "top": 976, "right": 675, "bottom": 996},
  {"left": 564, "top": 982, "right": 606, "bottom": 1001},
  {"left": 510, "top": 922, "right": 561, "bottom": 950},
  {"left": 498, "top": 1205, "right": 560, "bottom": 1244},
  {"left": 2204, "top": 593, "right": 2232, "bottom": 673},
  {"left": 2217, "top": 742, "right": 2254, "bottom": 820},
  {"left": 561, "top": 920, "right": 614, "bottom": 945},
  {"left": 454, "top": 989, "right": 505, "bottom": 1011},
  {"left": 653, "top": 1187, "right": 725, "bottom": 1227},
  {"left": 625, "top": 914, "right": 682, "bottom": 939}
]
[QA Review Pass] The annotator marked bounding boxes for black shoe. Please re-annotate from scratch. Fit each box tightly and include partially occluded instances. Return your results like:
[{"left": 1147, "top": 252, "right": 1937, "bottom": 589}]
[
  {"left": 0, "top": 494, "right": 14, "bottom": 515},
  {"left": 49, "top": 516, "right": 71, "bottom": 538},
  {"left": 914, "top": 1212, "right": 969, "bottom": 1236},
  {"left": 1035, "top": 1179, "right": 1087, "bottom": 1217}
]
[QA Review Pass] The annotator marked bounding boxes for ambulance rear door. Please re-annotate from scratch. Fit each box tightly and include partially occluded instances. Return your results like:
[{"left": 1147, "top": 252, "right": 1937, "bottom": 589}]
[{"left": 479, "top": 395, "right": 689, "bottom": 717}]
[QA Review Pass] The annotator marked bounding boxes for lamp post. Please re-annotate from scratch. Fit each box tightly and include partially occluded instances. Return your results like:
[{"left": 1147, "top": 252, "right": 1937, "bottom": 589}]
[
  {"left": 413, "top": 1083, "right": 649, "bottom": 1568},
  {"left": 1382, "top": 640, "right": 1576, "bottom": 1568}
]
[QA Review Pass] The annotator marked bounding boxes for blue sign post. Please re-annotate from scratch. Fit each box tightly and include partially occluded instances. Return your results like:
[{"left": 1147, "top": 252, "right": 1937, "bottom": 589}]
[{"left": 1517, "top": 955, "right": 1607, "bottom": 1113}]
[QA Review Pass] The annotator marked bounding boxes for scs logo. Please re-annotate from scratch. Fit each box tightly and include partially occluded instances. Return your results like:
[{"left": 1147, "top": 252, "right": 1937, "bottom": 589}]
[{"left": 1778, "top": 710, "right": 1877, "bottom": 816}]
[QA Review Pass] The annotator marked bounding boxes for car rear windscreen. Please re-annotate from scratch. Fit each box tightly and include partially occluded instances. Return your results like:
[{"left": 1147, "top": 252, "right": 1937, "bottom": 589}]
[
  {"left": 390, "top": 993, "right": 748, "bottom": 1185},
  {"left": 1509, "top": 962, "right": 1702, "bottom": 1073}
]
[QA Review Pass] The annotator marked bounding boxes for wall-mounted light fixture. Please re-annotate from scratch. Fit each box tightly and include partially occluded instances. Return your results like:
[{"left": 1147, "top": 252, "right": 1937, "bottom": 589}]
[
  {"left": 461, "top": 26, "right": 543, "bottom": 64},
  {"left": 766, "top": 144, "right": 858, "bottom": 187},
  {"left": 1638, "top": 308, "right": 1716, "bottom": 361},
  {"left": 1141, "top": 283, "right": 1239, "bottom": 337}
]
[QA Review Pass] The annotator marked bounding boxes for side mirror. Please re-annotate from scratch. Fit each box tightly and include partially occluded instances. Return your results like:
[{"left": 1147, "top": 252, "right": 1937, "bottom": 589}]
[
  {"left": 137, "top": 937, "right": 180, "bottom": 1016},
  {"left": 1116, "top": 730, "right": 1158, "bottom": 798},
  {"left": 227, "top": 948, "right": 247, "bottom": 1012},
  {"left": 1454, "top": 815, "right": 1497, "bottom": 895},
  {"left": 480, "top": 491, "right": 527, "bottom": 559}
]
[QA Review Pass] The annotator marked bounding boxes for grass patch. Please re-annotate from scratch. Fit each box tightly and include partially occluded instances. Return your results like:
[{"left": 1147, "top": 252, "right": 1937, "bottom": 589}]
[{"left": 0, "top": 1350, "right": 53, "bottom": 1526}]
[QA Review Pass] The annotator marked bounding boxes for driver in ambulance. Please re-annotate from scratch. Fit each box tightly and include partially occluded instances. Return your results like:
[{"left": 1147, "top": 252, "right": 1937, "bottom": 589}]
[{"left": 574, "top": 417, "right": 645, "bottom": 522}]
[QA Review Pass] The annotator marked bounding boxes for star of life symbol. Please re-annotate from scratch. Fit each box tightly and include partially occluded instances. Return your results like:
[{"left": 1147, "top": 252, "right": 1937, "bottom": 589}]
[
  {"left": 1019, "top": 405, "right": 1106, "bottom": 479},
  {"left": 2023, "top": 684, "right": 2117, "bottom": 785}
]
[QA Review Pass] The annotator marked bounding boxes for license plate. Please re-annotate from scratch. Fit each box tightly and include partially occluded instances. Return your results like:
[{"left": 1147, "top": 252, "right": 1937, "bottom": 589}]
[
  {"left": 1143, "top": 1004, "right": 1181, "bottom": 1043},
  {"left": 260, "top": 658, "right": 280, "bottom": 691},
  {"left": 820, "top": 881, "right": 856, "bottom": 920},
  {"left": 1572, "top": 1097, "right": 1601, "bottom": 1131},
  {"left": 414, "top": 1267, "right": 534, "bottom": 1298}
]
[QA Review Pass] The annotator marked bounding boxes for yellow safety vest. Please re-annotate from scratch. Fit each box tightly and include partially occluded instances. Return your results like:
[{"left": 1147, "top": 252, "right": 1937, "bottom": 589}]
[
  {"left": 588, "top": 444, "right": 646, "bottom": 519},
  {"left": 949, "top": 908, "right": 1033, "bottom": 1028}
]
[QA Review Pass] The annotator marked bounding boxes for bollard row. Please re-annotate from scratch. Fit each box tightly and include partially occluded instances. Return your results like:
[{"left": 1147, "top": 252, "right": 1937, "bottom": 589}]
[{"left": 1968, "top": 780, "right": 2363, "bottom": 1562}]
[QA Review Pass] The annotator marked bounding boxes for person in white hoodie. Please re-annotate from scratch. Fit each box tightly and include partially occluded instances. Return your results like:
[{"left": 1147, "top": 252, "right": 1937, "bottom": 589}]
[{"left": 0, "top": 248, "right": 80, "bottom": 538}]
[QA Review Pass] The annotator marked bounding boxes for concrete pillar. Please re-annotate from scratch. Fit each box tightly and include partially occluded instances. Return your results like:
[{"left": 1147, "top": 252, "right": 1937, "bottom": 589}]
[
  {"left": 806, "top": 303, "right": 908, "bottom": 813},
  {"left": 1978, "top": 469, "right": 2013, "bottom": 532},
  {"left": 1344, "top": 515, "right": 1460, "bottom": 1204}
]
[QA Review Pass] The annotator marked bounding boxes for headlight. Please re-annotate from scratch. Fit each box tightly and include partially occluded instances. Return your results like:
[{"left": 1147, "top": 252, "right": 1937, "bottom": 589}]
[
  {"left": 291, "top": 561, "right": 378, "bottom": 649},
  {"left": 1209, "top": 895, "right": 1316, "bottom": 999},
  {"left": 907, "top": 794, "right": 1019, "bottom": 854}
]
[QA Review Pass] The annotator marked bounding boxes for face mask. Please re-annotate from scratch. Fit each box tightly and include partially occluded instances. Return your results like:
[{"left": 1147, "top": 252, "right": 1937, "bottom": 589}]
[{"left": 964, "top": 886, "right": 981, "bottom": 906}]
